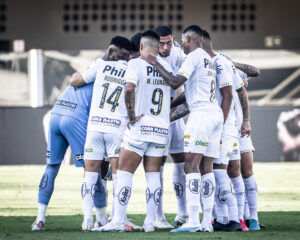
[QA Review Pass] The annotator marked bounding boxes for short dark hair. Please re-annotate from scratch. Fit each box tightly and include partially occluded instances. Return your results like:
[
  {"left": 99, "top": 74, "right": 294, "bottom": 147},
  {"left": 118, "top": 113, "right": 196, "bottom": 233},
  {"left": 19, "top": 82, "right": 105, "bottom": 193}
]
[
  {"left": 110, "top": 36, "right": 132, "bottom": 52},
  {"left": 155, "top": 25, "right": 172, "bottom": 37},
  {"left": 131, "top": 32, "right": 143, "bottom": 52},
  {"left": 183, "top": 25, "right": 204, "bottom": 36},
  {"left": 141, "top": 30, "right": 160, "bottom": 42},
  {"left": 202, "top": 29, "right": 211, "bottom": 40}
]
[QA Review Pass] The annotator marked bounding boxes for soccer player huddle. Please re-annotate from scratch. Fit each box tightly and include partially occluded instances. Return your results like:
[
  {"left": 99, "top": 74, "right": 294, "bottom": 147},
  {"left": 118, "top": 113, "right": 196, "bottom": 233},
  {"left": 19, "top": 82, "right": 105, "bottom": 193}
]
[{"left": 32, "top": 24, "right": 262, "bottom": 233}]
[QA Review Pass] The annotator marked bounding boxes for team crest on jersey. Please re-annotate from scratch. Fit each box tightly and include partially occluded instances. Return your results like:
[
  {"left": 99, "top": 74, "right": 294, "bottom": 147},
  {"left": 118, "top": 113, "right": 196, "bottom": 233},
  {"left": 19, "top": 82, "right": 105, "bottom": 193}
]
[
  {"left": 118, "top": 186, "right": 131, "bottom": 206},
  {"left": 173, "top": 182, "right": 183, "bottom": 198},
  {"left": 154, "top": 188, "right": 162, "bottom": 206},
  {"left": 189, "top": 179, "right": 200, "bottom": 194},
  {"left": 195, "top": 140, "right": 209, "bottom": 147},
  {"left": 202, "top": 180, "right": 215, "bottom": 198},
  {"left": 39, "top": 173, "right": 48, "bottom": 190}
]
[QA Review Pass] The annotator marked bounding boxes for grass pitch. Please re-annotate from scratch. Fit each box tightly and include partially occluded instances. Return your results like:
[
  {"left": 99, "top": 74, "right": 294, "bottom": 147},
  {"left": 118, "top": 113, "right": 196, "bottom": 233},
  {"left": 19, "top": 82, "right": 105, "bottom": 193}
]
[{"left": 0, "top": 163, "right": 300, "bottom": 239}]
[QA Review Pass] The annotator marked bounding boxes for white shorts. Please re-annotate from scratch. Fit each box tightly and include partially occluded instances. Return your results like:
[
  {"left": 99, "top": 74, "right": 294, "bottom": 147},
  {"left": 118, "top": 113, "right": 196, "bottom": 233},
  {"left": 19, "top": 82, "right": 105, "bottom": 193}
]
[
  {"left": 239, "top": 135, "right": 255, "bottom": 153},
  {"left": 164, "top": 118, "right": 185, "bottom": 156},
  {"left": 184, "top": 110, "right": 223, "bottom": 158},
  {"left": 122, "top": 134, "right": 166, "bottom": 157},
  {"left": 214, "top": 134, "right": 240, "bottom": 164},
  {"left": 84, "top": 132, "right": 122, "bottom": 160}
]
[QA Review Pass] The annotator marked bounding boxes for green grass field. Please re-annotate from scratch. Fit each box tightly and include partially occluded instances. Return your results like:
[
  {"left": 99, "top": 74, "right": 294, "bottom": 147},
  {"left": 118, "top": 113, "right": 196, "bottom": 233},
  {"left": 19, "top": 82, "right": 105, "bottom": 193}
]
[{"left": 1, "top": 162, "right": 300, "bottom": 239}]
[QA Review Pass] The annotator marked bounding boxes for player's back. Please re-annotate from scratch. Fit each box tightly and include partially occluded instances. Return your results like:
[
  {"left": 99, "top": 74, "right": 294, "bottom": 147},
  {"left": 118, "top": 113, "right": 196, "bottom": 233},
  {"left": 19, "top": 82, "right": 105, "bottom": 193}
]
[
  {"left": 124, "top": 57, "right": 172, "bottom": 144},
  {"left": 178, "top": 48, "right": 219, "bottom": 112},
  {"left": 51, "top": 83, "right": 94, "bottom": 123},
  {"left": 87, "top": 60, "right": 128, "bottom": 135}
]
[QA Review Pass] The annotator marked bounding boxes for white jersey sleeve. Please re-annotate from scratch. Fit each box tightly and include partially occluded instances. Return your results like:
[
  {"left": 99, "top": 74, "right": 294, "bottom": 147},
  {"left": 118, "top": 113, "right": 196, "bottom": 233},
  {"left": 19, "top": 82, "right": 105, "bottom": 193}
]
[
  {"left": 237, "top": 69, "right": 250, "bottom": 81},
  {"left": 81, "top": 58, "right": 104, "bottom": 84},
  {"left": 124, "top": 60, "right": 139, "bottom": 85},
  {"left": 215, "top": 57, "right": 233, "bottom": 89},
  {"left": 233, "top": 67, "right": 244, "bottom": 91}
]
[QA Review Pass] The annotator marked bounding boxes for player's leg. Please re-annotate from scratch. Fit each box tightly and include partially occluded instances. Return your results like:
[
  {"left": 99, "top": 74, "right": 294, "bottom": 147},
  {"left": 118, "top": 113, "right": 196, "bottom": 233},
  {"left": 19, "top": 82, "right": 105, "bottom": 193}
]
[
  {"left": 32, "top": 114, "right": 67, "bottom": 231},
  {"left": 170, "top": 119, "right": 188, "bottom": 226},
  {"left": 81, "top": 131, "right": 105, "bottom": 231},
  {"left": 143, "top": 145, "right": 165, "bottom": 232},
  {"left": 240, "top": 146, "right": 260, "bottom": 230},
  {"left": 99, "top": 136, "right": 144, "bottom": 232},
  {"left": 228, "top": 145, "right": 248, "bottom": 231}
]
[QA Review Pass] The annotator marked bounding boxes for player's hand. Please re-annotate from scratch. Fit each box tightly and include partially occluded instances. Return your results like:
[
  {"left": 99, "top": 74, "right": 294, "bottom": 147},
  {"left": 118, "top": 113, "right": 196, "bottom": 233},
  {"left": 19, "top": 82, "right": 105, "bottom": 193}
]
[
  {"left": 141, "top": 53, "right": 157, "bottom": 65},
  {"left": 127, "top": 114, "right": 144, "bottom": 129},
  {"left": 241, "top": 119, "right": 251, "bottom": 137}
]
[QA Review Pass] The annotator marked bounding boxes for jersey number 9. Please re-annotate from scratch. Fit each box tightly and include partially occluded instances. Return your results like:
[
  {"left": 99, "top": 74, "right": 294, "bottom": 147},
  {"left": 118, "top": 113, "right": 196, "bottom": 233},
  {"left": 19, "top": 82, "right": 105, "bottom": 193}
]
[{"left": 150, "top": 88, "right": 163, "bottom": 116}]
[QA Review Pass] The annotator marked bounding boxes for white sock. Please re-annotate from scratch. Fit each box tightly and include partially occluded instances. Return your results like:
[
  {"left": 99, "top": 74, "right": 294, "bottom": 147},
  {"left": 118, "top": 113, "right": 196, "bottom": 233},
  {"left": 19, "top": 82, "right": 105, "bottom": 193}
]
[
  {"left": 113, "top": 170, "right": 133, "bottom": 225},
  {"left": 244, "top": 198, "right": 250, "bottom": 220},
  {"left": 214, "top": 181, "right": 229, "bottom": 224},
  {"left": 110, "top": 174, "right": 117, "bottom": 219},
  {"left": 186, "top": 173, "right": 201, "bottom": 225},
  {"left": 144, "top": 172, "right": 161, "bottom": 225},
  {"left": 244, "top": 175, "right": 258, "bottom": 220},
  {"left": 214, "top": 169, "right": 239, "bottom": 222},
  {"left": 155, "top": 166, "right": 165, "bottom": 220},
  {"left": 173, "top": 162, "right": 187, "bottom": 217},
  {"left": 95, "top": 207, "right": 108, "bottom": 225},
  {"left": 36, "top": 203, "right": 47, "bottom": 223},
  {"left": 231, "top": 175, "right": 245, "bottom": 220},
  {"left": 82, "top": 171, "right": 98, "bottom": 224},
  {"left": 201, "top": 172, "right": 216, "bottom": 226}
]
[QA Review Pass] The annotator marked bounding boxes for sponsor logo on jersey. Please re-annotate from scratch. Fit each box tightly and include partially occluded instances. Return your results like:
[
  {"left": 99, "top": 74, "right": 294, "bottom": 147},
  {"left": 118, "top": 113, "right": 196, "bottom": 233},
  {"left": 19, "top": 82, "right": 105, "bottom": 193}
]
[
  {"left": 118, "top": 186, "right": 131, "bottom": 205},
  {"left": 189, "top": 179, "right": 200, "bottom": 194},
  {"left": 55, "top": 100, "right": 77, "bottom": 111},
  {"left": 85, "top": 147, "right": 93, "bottom": 153},
  {"left": 115, "top": 148, "right": 120, "bottom": 155},
  {"left": 202, "top": 180, "right": 215, "bottom": 198},
  {"left": 184, "top": 134, "right": 191, "bottom": 139},
  {"left": 76, "top": 154, "right": 84, "bottom": 161},
  {"left": 173, "top": 182, "right": 184, "bottom": 198},
  {"left": 141, "top": 126, "right": 168, "bottom": 135},
  {"left": 91, "top": 116, "right": 121, "bottom": 126},
  {"left": 226, "top": 151, "right": 232, "bottom": 158},
  {"left": 204, "top": 58, "right": 216, "bottom": 71},
  {"left": 195, "top": 140, "right": 209, "bottom": 147},
  {"left": 147, "top": 66, "right": 161, "bottom": 77},
  {"left": 103, "top": 64, "right": 126, "bottom": 78},
  {"left": 46, "top": 151, "right": 50, "bottom": 158}
]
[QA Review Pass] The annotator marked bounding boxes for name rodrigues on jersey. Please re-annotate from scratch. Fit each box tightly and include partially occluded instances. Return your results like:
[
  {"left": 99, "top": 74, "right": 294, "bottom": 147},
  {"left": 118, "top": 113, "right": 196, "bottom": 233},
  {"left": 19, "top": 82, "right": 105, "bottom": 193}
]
[
  {"left": 55, "top": 100, "right": 77, "bottom": 111},
  {"left": 141, "top": 125, "right": 168, "bottom": 135},
  {"left": 90, "top": 116, "right": 121, "bottom": 126},
  {"left": 104, "top": 75, "right": 125, "bottom": 85}
]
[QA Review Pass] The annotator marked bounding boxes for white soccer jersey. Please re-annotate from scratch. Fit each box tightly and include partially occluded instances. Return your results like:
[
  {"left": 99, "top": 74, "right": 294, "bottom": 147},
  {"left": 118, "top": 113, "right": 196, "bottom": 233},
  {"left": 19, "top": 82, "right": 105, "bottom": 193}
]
[
  {"left": 214, "top": 53, "right": 243, "bottom": 137},
  {"left": 178, "top": 48, "right": 219, "bottom": 112},
  {"left": 87, "top": 60, "right": 128, "bottom": 135},
  {"left": 124, "top": 57, "right": 172, "bottom": 144},
  {"left": 81, "top": 57, "right": 104, "bottom": 84},
  {"left": 161, "top": 41, "right": 186, "bottom": 97}
]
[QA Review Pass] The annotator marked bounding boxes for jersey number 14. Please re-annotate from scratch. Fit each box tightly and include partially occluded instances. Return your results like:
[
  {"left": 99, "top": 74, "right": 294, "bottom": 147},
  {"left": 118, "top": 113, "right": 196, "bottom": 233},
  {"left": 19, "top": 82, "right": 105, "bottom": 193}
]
[{"left": 99, "top": 83, "right": 123, "bottom": 112}]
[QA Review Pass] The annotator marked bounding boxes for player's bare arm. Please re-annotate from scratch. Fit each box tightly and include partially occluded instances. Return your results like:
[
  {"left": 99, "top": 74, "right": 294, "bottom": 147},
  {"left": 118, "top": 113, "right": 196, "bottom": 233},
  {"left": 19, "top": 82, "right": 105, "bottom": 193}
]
[
  {"left": 170, "top": 102, "right": 190, "bottom": 122},
  {"left": 220, "top": 86, "right": 233, "bottom": 123},
  {"left": 237, "top": 86, "right": 251, "bottom": 137},
  {"left": 233, "top": 61, "right": 260, "bottom": 77},
  {"left": 143, "top": 53, "right": 187, "bottom": 89},
  {"left": 171, "top": 91, "right": 186, "bottom": 108},
  {"left": 70, "top": 72, "right": 86, "bottom": 87},
  {"left": 125, "top": 82, "right": 143, "bottom": 129}
]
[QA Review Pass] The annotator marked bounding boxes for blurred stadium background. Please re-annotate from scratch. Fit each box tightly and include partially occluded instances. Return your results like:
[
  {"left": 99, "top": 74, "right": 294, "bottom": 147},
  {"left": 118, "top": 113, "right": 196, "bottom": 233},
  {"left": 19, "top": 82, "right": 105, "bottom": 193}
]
[{"left": 0, "top": 0, "right": 299, "bottom": 165}]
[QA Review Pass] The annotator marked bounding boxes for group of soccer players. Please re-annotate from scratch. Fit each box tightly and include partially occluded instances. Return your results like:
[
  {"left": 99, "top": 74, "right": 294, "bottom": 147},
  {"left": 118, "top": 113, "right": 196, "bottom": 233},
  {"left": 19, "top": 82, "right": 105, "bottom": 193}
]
[{"left": 32, "top": 24, "right": 261, "bottom": 233}]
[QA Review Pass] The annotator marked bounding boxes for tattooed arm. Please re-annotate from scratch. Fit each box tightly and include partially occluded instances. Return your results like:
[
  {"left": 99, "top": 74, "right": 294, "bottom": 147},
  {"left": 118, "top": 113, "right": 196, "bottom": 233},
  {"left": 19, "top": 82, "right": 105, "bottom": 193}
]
[
  {"left": 142, "top": 54, "right": 187, "bottom": 89},
  {"left": 170, "top": 102, "right": 190, "bottom": 122},
  {"left": 237, "top": 86, "right": 251, "bottom": 137},
  {"left": 232, "top": 61, "right": 260, "bottom": 77},
  {"left": 171, "top": 91, "right": 186, "bottom": 108},
  {"left": 125, "top": 82, "right": 143, "bottom": 129}
]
